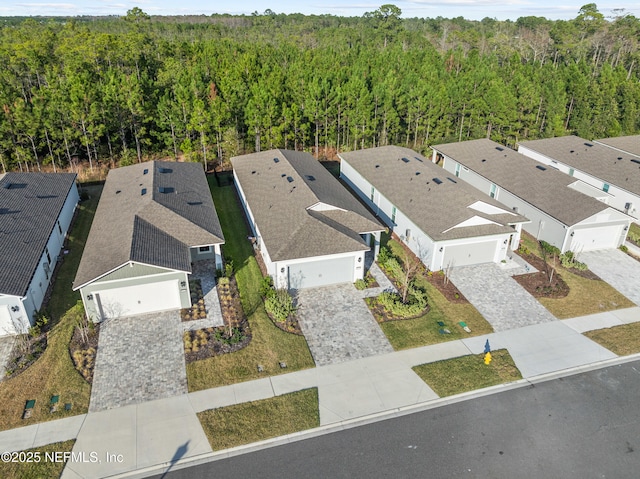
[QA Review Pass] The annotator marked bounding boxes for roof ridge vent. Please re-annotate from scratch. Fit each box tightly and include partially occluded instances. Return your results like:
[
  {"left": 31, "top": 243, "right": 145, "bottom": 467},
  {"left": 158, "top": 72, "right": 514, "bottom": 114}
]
[{"left": 433, "top": 178, "right": 443, "bottom": 185}]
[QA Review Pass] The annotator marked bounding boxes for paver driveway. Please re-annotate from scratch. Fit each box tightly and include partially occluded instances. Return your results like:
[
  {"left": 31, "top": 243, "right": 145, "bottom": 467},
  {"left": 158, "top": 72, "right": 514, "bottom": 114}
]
[
  {"left": 295, "top": 283, "right": 393, "bottom": 367},
  {"left": 580, "top": 249, "right": 640, "bottom": 305},
  {"left": 89, "top": 310, "right": 187, "bottom": 412},
  {"left": 449, "top": 263, "right": 556, "bottom": 332}
]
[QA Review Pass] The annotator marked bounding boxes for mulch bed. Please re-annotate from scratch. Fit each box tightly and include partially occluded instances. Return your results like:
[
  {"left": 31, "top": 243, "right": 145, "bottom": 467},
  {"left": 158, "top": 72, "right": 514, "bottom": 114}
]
[
  {"left": 423, "top": 271, "right": 468, "bottom": 303},
  {"left": 365, "top": 297, "right": 430, "bottom": 323},
  {"left": 512, "top": 252, "right": 570, "bottom": 298},
  {"left": 184, "top": 275, "right": 252, "bottom": 363},
  {"left": 69, "top": 324, "right": 100, "bottom": 384},
  {"left": 181, "top": 280, "right": 207, "bottom": 321},
  {"left": 3, "top": 334, "right": 48, "bottom": 380},
  {"left": 266, "top": 310, "right": 303, "bottom": 335}
]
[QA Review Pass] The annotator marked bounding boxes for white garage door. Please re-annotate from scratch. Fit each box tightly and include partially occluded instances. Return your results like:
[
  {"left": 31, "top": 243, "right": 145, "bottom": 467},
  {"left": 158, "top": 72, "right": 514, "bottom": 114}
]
[
  {"left": 288, "top": 256, "right": 355, "bottom": 289},
  {"left": 95, "top": 280, "right": 181, "bottom": 320},
  {"left": 571, "top": 225, "right": 623, "bottom": 252},
  {"left": 442, "top": 241, "right": 498, "bottom": 268},
  {"left": 0, "top": 305, "right": 16, "bottom": 336}
]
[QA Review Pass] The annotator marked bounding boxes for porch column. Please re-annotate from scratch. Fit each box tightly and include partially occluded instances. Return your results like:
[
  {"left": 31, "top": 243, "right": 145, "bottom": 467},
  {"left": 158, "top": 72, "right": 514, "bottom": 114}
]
[
  {"left": 373, "top": 231, "right": 381, "bottom": 258},
  {"left": 214, "top": 244, "right": 223, "bottom": 270}
]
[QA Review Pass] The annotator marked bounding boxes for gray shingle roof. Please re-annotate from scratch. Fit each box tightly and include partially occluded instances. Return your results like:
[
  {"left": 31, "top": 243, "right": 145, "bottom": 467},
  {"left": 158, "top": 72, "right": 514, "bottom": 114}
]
[
  {"left": 595, "top": 135, "right": 640, "bottom": 158},
  {"left": 73, "top": 161, "right": 224, "bottom": 289},
  {"left": 339, "top": 146, "right": 528, "bottom": 241},
  {"left": 519, "top": 136, "right": 640, "bottom": 197},
  {"left": 231, "top": 149, "right": 384, "bottom": 262},
  {"left": 0, "top": 172, "right": 77, "bottom": 297},
  {"left": 433, "top": 139, "right": 611, "bottom": 226}
]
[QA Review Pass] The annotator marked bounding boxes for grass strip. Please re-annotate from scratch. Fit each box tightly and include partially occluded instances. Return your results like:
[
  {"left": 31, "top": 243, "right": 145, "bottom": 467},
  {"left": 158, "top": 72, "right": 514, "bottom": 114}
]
[
  {"left": 0, "top": 440, "right": 75, "bottom": 479},
  {"left": 584, "top": 322, "right": 640, "bottom": 356},
  {"left": 413, "top": 349, "right": 522, "bottom": 397},
  {"left": 198, "top": 388, "right": 319, "bottom": 450}
]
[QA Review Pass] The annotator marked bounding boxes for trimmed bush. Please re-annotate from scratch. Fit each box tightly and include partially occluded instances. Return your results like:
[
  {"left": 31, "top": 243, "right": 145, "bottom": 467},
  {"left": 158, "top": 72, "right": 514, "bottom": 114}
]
[{"left": 559, "top": 251, "right": 588, "bottom": 271}]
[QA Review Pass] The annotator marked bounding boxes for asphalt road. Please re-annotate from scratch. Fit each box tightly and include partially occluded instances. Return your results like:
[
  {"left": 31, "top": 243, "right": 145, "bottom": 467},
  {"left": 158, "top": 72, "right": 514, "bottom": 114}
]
[{"left": 154, "top": 360, "right": 640, "bottom": 479}]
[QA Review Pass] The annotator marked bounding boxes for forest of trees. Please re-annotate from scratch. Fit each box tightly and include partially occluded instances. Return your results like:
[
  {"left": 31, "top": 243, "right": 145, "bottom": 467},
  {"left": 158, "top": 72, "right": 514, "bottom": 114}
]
[{"left": 1, "top": 4, "right": 639, "bottom": 176}]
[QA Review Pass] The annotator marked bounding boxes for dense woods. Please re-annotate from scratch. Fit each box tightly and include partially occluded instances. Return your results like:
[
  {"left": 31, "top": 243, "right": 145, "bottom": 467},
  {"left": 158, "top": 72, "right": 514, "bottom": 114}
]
[{"left": 1, "top": 4, "right": 640, "bottom": 175}]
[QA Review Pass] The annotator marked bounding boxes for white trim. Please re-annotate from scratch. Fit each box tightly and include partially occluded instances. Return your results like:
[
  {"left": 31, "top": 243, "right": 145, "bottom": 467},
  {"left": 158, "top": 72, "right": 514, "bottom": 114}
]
[{"left": 73, "top": 261, "right": 187, "bottom": 290}]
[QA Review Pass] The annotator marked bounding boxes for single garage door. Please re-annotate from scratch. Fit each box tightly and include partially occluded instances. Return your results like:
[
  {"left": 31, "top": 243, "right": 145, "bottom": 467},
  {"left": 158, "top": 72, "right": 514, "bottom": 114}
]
[
  {"left": 95, "top": 280, "right": 181, "bottom": 320},
  {"left": 0, "top": 305, "right": 16, "bottom": 336},
  {"left": 571, "top": 225, "right": 623, "bottom": 252},
  {"left": 442, "top": 240, "right": 498, "bottom": 268},
  {"left": 288, "top": 256, "right": 355, "bottom": 289}
]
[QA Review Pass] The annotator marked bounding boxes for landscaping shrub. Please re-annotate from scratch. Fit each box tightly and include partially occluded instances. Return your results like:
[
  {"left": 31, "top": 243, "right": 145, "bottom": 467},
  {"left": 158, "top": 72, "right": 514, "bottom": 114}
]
[
  {"left": 264, "top": 289, "right": 296, "bottom": 322},
  {"left": 559, "top": 251, "right": 588, "bottom": 271},
  {"left": 354, "top": 279, "right": 367, "bottom": 290},
  {"left": 259, "top": 276, "right": 275, "bottom": 298},
  {"left": 539, "top": 240, "right": 560, "bottom": 257},
  {"left": 620, "top": 245, "right": 628, "bottom": 252},
  {"left": 628, "top": 230, "right": 640, "bottom": 244},
  {"left": 377, "top": 246, "right": 391, "bottom": 267},
  {"left": 376, "top": 291, "right": 427, "bottom": 318}
]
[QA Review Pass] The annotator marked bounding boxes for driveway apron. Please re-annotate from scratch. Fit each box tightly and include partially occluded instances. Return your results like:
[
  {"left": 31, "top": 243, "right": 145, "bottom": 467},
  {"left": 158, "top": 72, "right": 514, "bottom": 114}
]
[
  {"left": 295, "top": 283, "right": 394, "bottom": 367},
  {"left": 89, "top": 310, "right": 187, "bottom": 412},
  {"left": 449, "top": 263, "right": 556, "bottom": 332},
  {"left": 580, "top": 249, "right": 640, "bottom": 305}
]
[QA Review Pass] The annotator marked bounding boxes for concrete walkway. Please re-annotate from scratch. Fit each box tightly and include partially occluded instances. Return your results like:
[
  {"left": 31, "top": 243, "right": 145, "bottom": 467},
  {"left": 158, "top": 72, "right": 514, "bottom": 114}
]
[
  {"left": 89, "top": 311, "right": 188, "bottom": 412},
  {"left": 0, "top": 307, "right": 639, "bottom": 478},
  {"left": 580, "top": 249, "right": 640, "bottom": 305},
  {"left": 449, "top": 263, "right": 556, "bottom": 331},
  {"left": 186, "top": 259, "right": 224, "bottom": 331},
  {"left": 0, "top": 335, "right": 15, "bottom": 379},
  {"left": 295, "top": 283, "right": 394, "bottom": 366}
]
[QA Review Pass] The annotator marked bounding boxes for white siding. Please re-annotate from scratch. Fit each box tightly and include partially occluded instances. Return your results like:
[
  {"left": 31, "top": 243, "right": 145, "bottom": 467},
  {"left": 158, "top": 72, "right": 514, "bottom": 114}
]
[
  {"left": 0, "top": 295, "right": 29, "bottom": 336},
  {"left": 518, "top": 145, "right": 640, "bottom": 220}
]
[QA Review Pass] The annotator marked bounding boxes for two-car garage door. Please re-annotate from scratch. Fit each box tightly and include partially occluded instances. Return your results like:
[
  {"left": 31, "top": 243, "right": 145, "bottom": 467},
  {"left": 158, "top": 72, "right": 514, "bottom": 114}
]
[
  {"left": 571, "top": 225, "right": 623, "bottom": 252},
  {"left": 95, "top": 280, "right": 181, "bottom": 320},
  {"left": 287, "top": 256, "right": 355, "bottom": 289},
  {"left": 442, "top": 240, "right": 499, "bottom": 268}
]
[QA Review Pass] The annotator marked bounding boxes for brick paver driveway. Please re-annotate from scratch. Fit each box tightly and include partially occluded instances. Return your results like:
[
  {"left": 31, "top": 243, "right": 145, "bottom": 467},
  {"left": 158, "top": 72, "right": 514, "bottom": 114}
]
[
  {"left": 295, "top": 283, "right": 393, "bottom": 367},
  {"left": 580, "top": 249, "right": 640, "bottom": 305},
  {"left": 449, "top": 263, "right": 557, "bottom": 332},
  {"left": 89, "top": 310, "right": 187, "bottom": 412}
]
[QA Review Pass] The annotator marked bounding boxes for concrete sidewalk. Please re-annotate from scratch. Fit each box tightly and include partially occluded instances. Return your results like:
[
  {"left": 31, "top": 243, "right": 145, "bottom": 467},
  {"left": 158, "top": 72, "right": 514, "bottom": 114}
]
[{"left": 0, "top": 307, "right": 638, "bottom": 478}]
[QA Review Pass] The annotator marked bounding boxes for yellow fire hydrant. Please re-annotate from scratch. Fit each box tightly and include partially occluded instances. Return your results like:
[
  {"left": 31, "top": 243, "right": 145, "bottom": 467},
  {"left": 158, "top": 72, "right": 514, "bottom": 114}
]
[{"left": 484, "top": 351, "right": 492, "bottom": 365}]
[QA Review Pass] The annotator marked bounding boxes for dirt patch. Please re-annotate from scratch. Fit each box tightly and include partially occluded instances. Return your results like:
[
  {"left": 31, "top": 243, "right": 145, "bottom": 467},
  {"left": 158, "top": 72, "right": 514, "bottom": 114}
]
[
  {"left": 424, "top": 271, "right": 468, "bottom": 303},
  {"left": 69, "top": 325, "right": 100, "bottom": 384},
  {"left": 265, "top": 311, "right": 303, "bottom": 335}
]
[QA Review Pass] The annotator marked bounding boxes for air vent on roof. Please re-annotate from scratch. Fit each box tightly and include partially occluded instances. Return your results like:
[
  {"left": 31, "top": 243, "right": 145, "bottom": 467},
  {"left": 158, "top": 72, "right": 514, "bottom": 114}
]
[
  {"left": 401, "top": 157, "right": 410, "bottom": 163},
  {"left": 415, "top": 171, "right": 421, "bottom": 176},
  {"left": 159, "top": 167, "right": 172, "bottom": 173},
  {"left": 495, "top": 147, "right": 504, "bottom": 151},
  {"left": 286, "top": 176, "right": 294, "bottom": 183},
  {"left": 281, "top": 173, "right": 286, "bottom": 177},
  {"left": 158, "top": 186, "right": 174, "bottom": 193},
  {"left": 143, "top": 169, "right": 149, "bottom": 175},
  {"left": 631, "top": 159, "right": 640, "bottom": 165},
  {"left": 141, "top": 188, "right": 147, "bottom": 195},
  {"left": 375, "top": 164, "right": 380, "bottom": 168},
  {"left": 251, "top": 170, "right": 256, "bottom": 174},
  {"left": 116, "top": 190, "right": 121, "bottom": 194},
  {"left": 570, "top": 150, "right": 575, "bottom": 153},
  {"left": 305, "top": 175, "right": 316, "bottom": 181},
  {"left": 584, "top": 142, "right": 593, "bottom": 147},
  {"left": 4, "top": 183, "right": 26, "bottom": 189},
  {"left": 481, "top": 159, "right": 486, "bottom": 162},
  {"left": 414, "top": 156, "right": 423, "bottom": 162},
  {"left": 188, "top": 201, "right": 203, "bottom": 206},
  {"left": 536, "top": 165, "right": 547, "bottom": 171},
  {"left": 273, "top": 158, "right": 280, "bottom": 163},
  {"left": 447, "top": 177, "right": 457, "bottom": 183},
  {"left": 433, "top": 178, "right": 443, "bottom": 185},
  {"left": 617, "top": 157, "right": 623, "bottom": 160}
]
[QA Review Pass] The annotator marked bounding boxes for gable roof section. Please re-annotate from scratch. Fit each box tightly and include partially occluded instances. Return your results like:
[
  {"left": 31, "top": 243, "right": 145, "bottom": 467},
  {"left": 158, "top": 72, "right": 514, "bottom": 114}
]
[
  {"left": 339, "top": 146, "right": 528, "bottom": 242},
  {"left": 433, "top": 139, "right": 611, "bottom": 226},
  {"left": 595, "top": 135, "right": 640, "bottom": 158},
  {"left": 231, "top": 149, "right": 383, "bottom": 262},
  {"left": 519, "top": 135, "right": 640, "bottom": 197},
  {"left": 73, "top": 161, "right": 224, "bottom": 289},
  {"left": 0, "top": 172, "right": 77, "bottom": 297}
]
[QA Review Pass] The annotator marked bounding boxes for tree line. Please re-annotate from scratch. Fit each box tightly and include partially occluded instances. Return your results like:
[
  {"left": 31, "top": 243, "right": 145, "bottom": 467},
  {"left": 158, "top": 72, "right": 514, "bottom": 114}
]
[{"left": 1, "top": 3, "right": 639, "bottom": 174}]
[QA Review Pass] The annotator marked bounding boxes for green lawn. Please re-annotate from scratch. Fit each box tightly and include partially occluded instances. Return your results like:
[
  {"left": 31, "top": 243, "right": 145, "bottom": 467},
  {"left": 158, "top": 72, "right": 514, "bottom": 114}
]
[
  {"left": 186, "top": 179, "right": 314, "bottom": 391},
  {"left": 413, "top": 349, "right": 522, "bottom": 397},
  {"left": 518, "top": 232, "right": 634, "bottom": 318},
  {"left": 198, "top": 388, "right": 319, "bottom": 450},
  {"left": 377, "top": 238, "right": 493, "bottom": 350},
  {"left": 585, "top": 322, "right": 640, "bottom": 356},
  {"left": 0, "top": 440, "right": 75, "bottom": 479},
  {"left": 0, "top": 187, "right": 101, "bottom": 431}
]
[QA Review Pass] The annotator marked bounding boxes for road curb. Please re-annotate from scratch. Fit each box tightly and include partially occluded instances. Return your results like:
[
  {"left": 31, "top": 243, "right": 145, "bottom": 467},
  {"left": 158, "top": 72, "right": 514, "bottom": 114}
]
[{"left": 110, "top": 352, "right": 640, "bottom": 478}]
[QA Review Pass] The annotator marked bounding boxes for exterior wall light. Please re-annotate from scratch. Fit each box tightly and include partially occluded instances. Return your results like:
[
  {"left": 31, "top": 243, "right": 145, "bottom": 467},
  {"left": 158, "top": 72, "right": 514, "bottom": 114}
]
[{"left": 87, "top": 294, "right": 93, "bottom": 301}]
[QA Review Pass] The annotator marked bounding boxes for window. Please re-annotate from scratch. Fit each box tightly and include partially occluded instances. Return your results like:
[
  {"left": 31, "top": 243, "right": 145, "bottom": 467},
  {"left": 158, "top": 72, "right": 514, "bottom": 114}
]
[
  {"left": 199, "top": 246, "right": 212, "bottom": 253},
  {"left": 391, "top": 206, "right": 397, "bottom": 223},
  {"left": 45, "top": 248, "right": 51, "bottom": 264},
  {"left": 57, "top": 221, "right": 62, "bottom": 235},
  {"left": 569, "top": 168, "right": 574, "bottom": 177},
  {"left": 454, "top": 163, "right": 461, "bottom": 177},
  {"left": 370, "top": 186, "right": 375, "bottom": 202},
  {"left": 603, "top": 183, "right": 610, "bottom": 193},
  {"left": 490, "top": 183, "right": 497, "bottom": 198}
]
